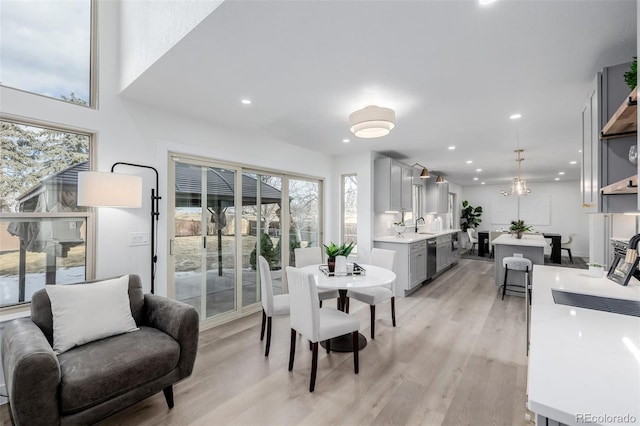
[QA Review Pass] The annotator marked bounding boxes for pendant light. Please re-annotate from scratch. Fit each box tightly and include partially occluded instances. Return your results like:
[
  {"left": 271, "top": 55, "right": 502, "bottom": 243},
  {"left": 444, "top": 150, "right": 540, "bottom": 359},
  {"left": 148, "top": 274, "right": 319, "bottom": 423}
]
[{"left": 501, "top": 149, "right": 531, "bottom": 196}]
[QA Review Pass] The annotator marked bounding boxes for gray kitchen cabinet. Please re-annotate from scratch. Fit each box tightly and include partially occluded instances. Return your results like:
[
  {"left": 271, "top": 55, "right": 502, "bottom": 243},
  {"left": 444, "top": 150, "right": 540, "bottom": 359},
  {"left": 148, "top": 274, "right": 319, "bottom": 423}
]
[
  {"left": 581, "top": 76, "right": 599, "bottom": 212},
  {"left": 581, "top": 61, "right": 637, "bottom": 213},
  {"left": 374, "top": 157, "right": 413, "bottom": 212},
  {"left": 425, "top": 178, "right": 449, "bottom": 214},
  {"left": 373, "top": 239, "right": 426, "bottom": 296},
  {"left": 410, "top": 240, "right": 427, "bottom": 288}
]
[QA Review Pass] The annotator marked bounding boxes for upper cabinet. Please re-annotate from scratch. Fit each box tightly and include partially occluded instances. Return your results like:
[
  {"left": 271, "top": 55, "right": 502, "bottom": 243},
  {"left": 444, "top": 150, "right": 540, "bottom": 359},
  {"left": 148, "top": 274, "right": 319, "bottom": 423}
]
[
  {"left": 581, "top": 61, "right": 638, "bottom": 213},
  {"left": 374, "top": 157, "right": 413, "bottom": 212},
  {"left": 425, "top": 178, "right": 449, "bottom": 214}
]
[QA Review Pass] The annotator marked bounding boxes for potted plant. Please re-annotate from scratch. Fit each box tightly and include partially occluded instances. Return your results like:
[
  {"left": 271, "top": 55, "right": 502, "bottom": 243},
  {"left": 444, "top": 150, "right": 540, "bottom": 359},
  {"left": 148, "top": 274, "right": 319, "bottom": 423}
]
[
  {"left": 393, "top": 221, "right": 406, "bottom": 236},
  {"left": 461, "top": 200, "right": 483, "bottom": 232},
  {"left": 588, "top": 262, "right": 605, "bottom": 278},
  {"left": 509, "top": 220, "right": 533, "bottom": 239},
  {"left": 324, "top": 242, "right": 341, "bottom": 272},
  {"left": 340, "top": 241, "right": 355, "bottom": 258}
]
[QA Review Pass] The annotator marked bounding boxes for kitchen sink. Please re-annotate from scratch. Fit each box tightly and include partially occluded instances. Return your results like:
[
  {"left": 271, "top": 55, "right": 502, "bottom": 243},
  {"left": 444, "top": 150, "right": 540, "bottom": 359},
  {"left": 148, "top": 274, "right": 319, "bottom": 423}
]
[{"left": 551, "top": 289, "right": 640, "bottom": 317}]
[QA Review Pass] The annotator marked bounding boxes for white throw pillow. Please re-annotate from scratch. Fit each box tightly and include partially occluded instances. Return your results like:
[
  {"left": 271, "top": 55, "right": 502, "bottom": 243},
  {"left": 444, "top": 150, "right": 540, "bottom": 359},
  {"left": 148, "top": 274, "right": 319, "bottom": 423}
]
[{"left": 46, "top": 275, "right": 139, "bottom": 354}]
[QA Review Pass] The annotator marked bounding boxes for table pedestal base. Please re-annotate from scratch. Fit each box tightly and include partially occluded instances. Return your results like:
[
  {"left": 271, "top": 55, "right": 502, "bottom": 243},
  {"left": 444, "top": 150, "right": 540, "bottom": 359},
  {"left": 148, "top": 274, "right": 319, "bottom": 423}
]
[{"left": 320, "top": 332, "right": 367, "bottom": 352}]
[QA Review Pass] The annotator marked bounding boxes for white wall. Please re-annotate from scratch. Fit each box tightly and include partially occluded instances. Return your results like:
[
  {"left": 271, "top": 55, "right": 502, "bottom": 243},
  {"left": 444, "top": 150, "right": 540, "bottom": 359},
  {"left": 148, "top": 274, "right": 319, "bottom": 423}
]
[
  {"left": 119, "top": 0, "right": 223, "bottom": 91},
  {"left": 461, "top": 180, "right": 590, "bottom": 257}
]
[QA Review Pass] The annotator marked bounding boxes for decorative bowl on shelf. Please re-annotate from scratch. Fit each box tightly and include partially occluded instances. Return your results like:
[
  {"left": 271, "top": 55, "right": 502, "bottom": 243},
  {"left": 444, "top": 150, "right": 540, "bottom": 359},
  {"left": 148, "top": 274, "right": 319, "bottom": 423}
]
[{"left": 393, "top": 224, "right": 406, "bottom": 237}]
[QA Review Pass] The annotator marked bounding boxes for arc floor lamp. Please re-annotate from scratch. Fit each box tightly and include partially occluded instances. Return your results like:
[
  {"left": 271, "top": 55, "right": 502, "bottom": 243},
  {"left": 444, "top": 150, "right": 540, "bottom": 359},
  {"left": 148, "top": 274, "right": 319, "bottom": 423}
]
[{"left": 77, "top": 162, "right": 161, "bottom": 294}]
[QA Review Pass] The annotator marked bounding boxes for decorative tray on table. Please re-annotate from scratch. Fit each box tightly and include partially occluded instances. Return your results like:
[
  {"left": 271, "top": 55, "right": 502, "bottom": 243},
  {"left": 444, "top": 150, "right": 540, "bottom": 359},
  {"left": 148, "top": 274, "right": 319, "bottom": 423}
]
[{"left": 318, "top": 262, "right": 366, "bottom": 277}]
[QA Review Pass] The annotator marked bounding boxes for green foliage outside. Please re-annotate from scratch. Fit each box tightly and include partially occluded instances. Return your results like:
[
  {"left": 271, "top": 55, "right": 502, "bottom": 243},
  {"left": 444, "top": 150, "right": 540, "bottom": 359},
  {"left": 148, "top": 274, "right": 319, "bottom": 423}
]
[
  {"left": 460, "top": 200, "right": 483, "bottom": 232},
  {"left": 250, "top": 233, "right": 277, "bottom": 270}
]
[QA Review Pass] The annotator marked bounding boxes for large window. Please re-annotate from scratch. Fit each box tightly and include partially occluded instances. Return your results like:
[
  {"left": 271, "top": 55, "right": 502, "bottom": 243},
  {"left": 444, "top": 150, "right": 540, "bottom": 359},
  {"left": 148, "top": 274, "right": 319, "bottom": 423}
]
[
  {"left": 0, "top": 0, "right": 95, "bottom": 107},
  {"left": 341, "top": 174, "right": 357, "bottom": 254},
  {"left": 0, "top": 120, "right": 93, "bottom": 309}
]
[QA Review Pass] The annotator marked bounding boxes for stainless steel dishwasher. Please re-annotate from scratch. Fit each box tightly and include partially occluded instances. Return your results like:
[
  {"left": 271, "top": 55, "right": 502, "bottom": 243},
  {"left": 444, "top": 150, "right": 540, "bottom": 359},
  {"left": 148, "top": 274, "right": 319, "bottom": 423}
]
[{"left": 426, "top": 238, "right": 437, "bottom": 280}]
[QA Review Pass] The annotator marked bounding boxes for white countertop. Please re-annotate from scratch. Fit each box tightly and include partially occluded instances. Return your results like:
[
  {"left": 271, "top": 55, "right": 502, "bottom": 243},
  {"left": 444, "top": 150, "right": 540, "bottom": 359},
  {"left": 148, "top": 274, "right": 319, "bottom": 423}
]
[
  {"left": 528, "top": 265, "right": 640, "bottom": 426},
  {"left": 373, "top": 229, "right": 461, "bottom": 244},
  {"left": 493, "top": 233, "right": 548, "bottom": 248}
]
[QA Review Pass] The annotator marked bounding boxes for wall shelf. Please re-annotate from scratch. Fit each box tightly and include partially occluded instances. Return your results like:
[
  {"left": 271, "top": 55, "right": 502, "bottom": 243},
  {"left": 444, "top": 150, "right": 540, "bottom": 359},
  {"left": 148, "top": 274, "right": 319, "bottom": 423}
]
[
  {"left": 601, "top": 87, "right": 637, "bottom": 139},
  {"left": 600, "top": 175, "right": 638, "bottom": 195}
]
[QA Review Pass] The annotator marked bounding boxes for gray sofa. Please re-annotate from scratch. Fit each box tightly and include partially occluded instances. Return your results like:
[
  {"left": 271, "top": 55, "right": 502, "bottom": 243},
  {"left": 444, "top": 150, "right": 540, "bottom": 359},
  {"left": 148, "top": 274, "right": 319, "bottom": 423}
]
[{"left": 1, "top": 275, "right": 199, "bottom": 425}]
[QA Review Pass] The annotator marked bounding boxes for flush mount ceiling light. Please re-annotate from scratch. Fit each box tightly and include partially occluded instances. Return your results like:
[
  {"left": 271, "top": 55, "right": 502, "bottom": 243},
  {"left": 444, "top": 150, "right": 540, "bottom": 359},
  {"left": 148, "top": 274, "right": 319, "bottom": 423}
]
[
  {"left": 349, "top": 105, "right": 395, "bottom": 138},
  {"left": 411, "top": 163, "right": 430, "bottom": 178},
  {"left": 500, "top": 149, "right": 531, "bottom": 196}
]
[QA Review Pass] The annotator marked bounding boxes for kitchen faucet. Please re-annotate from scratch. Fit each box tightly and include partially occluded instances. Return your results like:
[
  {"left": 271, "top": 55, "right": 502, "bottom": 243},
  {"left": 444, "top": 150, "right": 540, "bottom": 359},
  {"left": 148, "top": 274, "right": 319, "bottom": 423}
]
[{"left": 415, "top": 216, "right": 425, "bottom": 233}]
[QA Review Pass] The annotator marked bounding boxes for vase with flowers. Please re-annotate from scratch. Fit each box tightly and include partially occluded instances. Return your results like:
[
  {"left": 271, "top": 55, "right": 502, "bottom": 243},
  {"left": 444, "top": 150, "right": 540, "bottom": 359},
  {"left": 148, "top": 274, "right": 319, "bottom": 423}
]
[{"left": 509, "top": 220, "right": 533, "bottom": 239}]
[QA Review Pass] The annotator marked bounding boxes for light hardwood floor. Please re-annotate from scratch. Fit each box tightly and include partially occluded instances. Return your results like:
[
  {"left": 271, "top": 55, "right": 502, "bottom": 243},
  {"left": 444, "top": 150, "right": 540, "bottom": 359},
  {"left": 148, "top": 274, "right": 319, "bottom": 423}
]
[{"left": 1, "top": 259, "right": 532, "bottom": 426}]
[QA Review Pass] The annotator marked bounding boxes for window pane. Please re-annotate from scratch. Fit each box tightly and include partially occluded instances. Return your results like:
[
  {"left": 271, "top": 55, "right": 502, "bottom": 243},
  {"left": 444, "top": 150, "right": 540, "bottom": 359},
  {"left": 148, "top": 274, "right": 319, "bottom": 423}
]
[
  {"left": 0, "top": 120, "right": 91, "bottom": 308},
  {"left": 1, "top": 216, "right": 87, "bottom": 307},
  {"left": 0, "top": 0, "right": 92, "bottom": 105},
  {"left": 342, "top": 174, "right": 357, "bottom": 253},
  {"left": 288, "top": 179, "right": 320, "bottom": 266}
]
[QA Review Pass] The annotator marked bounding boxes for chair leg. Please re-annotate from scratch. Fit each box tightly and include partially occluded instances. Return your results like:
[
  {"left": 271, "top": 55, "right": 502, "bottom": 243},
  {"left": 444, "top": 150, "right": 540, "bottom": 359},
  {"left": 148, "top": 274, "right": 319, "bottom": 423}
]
[
  {"left": 345, "top": 297, "right": 350, "bottom": 313},
  {"left": 163, "top": 385, "right": 174, "bottom": 409},
  {"left": 264, "top": 316, "right": 272, "bottom": 357},
  {"left": 337, "top": 297, "right": 341, "bottom": 310},
  {"left": 568, "top": 249, "right": 573, "bottom": 264},
  {"left": 326, "top": 339, "right": 331, "bottom": 354},
  {"left": 310, "top": 342, "right": 318, "bottom": 392},
  {"left": 352, "top": 331, "right": 359, "bottom": 374},
  {"left": 370, "top": 305, "right": 376, "bottom": 339},
  {"left": 319, "top": 300, "right": 323, "bottom": 308},
  {"left": 391, "top": 297, "right": 396, "bottom": 327},
  {"left": 502, "top": 266, "right": 508, "bottom": 300},
  {"left": 288, "top": 329, "right": 296, "bottom": 371},
  {"left": 260, "top": 309, "right": 266, "bottom": 341}
]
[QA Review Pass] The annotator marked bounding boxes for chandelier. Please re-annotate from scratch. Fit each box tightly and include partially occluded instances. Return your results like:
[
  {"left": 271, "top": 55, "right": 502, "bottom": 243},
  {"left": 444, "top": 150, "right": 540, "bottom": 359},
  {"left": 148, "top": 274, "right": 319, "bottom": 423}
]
[{"left": 501, "top": 149, "right": 531, "bottom": 196}]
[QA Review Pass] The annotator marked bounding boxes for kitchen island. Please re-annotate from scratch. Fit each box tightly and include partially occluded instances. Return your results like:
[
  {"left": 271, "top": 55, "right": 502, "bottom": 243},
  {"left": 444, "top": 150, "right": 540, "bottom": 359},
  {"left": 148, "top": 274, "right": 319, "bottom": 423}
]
[
  {"left": 529, "top": 265, "right": 640, "bottom": 426},
  {"left": 493, "top": 233, "right": 548, "bottom": 295},
  {"left": 374, "top": 229, "right": 461, "bottom": 296}
]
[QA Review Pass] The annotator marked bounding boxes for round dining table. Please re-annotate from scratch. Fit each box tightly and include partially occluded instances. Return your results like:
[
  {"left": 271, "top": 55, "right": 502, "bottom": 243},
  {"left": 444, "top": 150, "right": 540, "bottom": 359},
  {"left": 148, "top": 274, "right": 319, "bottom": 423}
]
[{"left": 299, "top": 263, "right": 396, "bottom": 351}]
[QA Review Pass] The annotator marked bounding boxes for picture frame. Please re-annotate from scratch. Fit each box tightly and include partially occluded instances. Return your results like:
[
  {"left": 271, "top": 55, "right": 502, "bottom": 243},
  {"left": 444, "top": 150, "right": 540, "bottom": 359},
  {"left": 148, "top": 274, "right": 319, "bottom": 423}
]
[{"left": 607, "top": 249, "right": 640, "bottom": 286}]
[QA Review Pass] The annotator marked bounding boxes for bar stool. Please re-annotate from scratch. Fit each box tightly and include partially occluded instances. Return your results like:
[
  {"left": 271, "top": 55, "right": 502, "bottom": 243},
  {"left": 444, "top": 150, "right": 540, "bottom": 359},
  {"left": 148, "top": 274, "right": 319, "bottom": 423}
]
[{"left": 501, "top": 256, "right": 532, "bottom": 301}]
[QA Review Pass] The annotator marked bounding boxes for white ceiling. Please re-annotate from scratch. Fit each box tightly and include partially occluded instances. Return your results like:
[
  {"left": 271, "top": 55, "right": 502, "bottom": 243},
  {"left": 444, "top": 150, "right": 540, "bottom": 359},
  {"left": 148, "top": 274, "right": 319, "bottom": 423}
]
[{"left": 121, "top": 0, "right": 637, "bottom": 186}]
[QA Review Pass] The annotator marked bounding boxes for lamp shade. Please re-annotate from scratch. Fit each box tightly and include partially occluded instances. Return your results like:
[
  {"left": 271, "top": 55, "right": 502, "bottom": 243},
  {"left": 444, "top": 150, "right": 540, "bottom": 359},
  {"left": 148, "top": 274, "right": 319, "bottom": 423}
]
[
  {"left": 420, "top": 168, "right": 430, "bottom": 178},
  {"left": 435, "top": 175, "right": 445, "bottom": 183},
  {"left": 349, "top": 105, "right": 395, "bottom": 138},
  {"left": 77, "top": 171, "right": 143, "bottom": 208}
]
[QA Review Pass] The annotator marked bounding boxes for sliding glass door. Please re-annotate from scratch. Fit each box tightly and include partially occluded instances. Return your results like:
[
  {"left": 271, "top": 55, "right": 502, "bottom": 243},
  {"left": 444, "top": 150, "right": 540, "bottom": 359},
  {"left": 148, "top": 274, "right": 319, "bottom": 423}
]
[
  {"left": 172, "top": 160, "right": 239, "bottom": 321},
  {"left": 169, "top": 154, "right": 323, "bottom": 325}
]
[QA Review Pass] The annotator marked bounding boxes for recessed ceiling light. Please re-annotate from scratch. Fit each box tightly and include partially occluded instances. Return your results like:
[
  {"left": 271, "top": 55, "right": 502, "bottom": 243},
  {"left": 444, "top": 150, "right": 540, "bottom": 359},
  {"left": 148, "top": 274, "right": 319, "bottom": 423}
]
[
  {"left": 509, "top": 113, "right": 522, "bottom": 120},
  {"left": 479, "top": 0, "right": 497, "bottom": 5},
  {"left": 481, "top": 182, "right": 486, "bottom": 185},
  {"left": 466, "top": 160, "right": 473, "bottom": 164},
  {"left": 448, "top": 146, "right": 456, "bottom": 150},
  {"left": 555, "top": 177, "right": 560, "bottom": 181},
  {"left": 476, "top": 168, "right": 482, "bottom": 172},
  {"left": 578, "top": 149, "right": 582, "bottom": 153},
  {"left": 558, "top": 171, "right": 565, "bottom": 175},
  {"left": 343, "top": 138, "right": 350, "bottom": 143},
  {"left": 241, "top": 99, "right": 252, "bottom": 105},
  {"left": 473, "top": 177, "right": 479, "bottom": 181},
  {"left": 569, "top": 161, "right": 577, "bottom": 165}
]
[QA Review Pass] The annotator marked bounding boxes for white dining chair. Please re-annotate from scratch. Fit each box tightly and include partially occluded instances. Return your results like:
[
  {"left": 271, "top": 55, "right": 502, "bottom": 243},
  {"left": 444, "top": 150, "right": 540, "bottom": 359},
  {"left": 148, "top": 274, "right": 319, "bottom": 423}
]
[
  {"left": 259, "top": 256, "right": 290, "bottom": 357},
  {"left": 346, "top": 248, "right": 396, "bottom": 339},
  {"left": 285, "top": 266, "right": 360, "bottom": 392},
  {"left": 489, "top": 231, "right": 506, "bottom": 258},
  {"left": 467, "top": 228, "right": 478, "bottom": 254},
  {"left": 561, "top": 234, "right": 577, "bottom": 264},
  {"left": 294, "top": 246, "right": 339, "bottom": 306}
]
